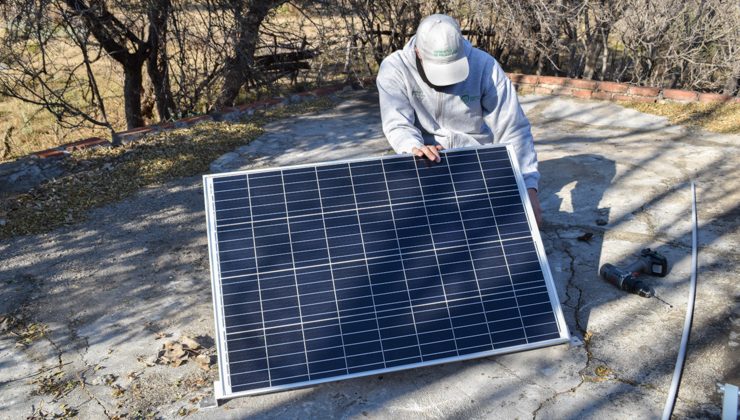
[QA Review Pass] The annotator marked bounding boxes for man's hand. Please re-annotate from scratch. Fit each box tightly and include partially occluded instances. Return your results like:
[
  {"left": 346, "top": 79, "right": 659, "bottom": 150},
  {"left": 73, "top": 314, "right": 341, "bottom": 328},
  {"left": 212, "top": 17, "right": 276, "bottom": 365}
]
[
  {"left": 527, "top": 188, "right": 543, "bottom": 228},
  {"left": 411, "top": 145, "right": 443, "bottom": 162}
]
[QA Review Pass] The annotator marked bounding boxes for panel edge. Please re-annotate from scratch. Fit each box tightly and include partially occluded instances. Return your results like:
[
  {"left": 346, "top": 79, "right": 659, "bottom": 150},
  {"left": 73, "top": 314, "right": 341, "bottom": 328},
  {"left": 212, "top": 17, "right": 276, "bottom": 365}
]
[{"left": 503, "top": 145, "right": 571, "bottom": 342}]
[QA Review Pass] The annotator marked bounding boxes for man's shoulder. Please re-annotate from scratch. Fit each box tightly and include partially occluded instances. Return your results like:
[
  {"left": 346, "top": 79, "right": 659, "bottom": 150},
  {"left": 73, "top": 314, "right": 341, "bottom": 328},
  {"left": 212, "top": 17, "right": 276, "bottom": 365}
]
[
  {"left": 377, "top": 50, "right": 411, "bottom": 84},
  {"left": 379, "top": 50, "right": 406, "bottom": 70}
]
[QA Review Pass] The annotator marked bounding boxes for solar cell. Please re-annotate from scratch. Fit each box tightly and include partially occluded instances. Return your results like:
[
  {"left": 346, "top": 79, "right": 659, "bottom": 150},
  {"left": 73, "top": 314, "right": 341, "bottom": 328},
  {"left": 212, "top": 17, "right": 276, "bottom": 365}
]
[{"left": 204, "top": 145, "right": 569, "bottom": 398}]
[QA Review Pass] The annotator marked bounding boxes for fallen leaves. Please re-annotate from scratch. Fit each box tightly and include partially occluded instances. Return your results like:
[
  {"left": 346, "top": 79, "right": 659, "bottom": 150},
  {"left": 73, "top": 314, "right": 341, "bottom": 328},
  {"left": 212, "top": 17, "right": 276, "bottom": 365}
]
[
  {"left": 27, "top": 403, "right": 79, "bottom": 419},
  {"left": 111, "top": 384, "right": 125, "bottom": 398},
  {"left": 31, "top": 370, "right": 81, "bottom": 400},
  {"left": 156, "top": 336, "right": 212, "bottom": 370},
  {"left": 1, "top": 315, "right": 48, "bottom": 347},
  {"left": 0, "top": 314, "right": 18, "bottom": 333}
]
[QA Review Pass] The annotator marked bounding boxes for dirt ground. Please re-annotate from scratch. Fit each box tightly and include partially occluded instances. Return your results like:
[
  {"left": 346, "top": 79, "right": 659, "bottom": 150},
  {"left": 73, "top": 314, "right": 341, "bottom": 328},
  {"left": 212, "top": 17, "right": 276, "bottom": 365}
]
[{"left": 1, "top": 90, "right": 738, "bottom": 419}]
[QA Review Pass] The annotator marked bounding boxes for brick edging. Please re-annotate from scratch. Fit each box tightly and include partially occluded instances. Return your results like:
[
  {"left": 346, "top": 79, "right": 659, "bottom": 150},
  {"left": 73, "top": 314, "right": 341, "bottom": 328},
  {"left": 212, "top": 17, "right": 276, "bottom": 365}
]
[
  {"left": 31, "top": 79, "right": 375, "bottom": 159},
  {"left": 506, "top": 73, "right": 739, "bottom": 105}
]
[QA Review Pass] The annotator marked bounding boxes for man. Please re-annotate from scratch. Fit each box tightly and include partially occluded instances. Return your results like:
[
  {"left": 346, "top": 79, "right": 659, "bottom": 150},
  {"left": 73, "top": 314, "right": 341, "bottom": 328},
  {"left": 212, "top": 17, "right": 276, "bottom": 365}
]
[{"left": 376, "top": 14, "right": 543, "bottom": 226}]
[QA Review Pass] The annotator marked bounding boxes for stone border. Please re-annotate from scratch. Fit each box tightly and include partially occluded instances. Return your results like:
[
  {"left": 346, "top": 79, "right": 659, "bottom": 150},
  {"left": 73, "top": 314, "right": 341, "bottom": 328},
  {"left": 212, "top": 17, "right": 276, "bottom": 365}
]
[
  {"left": 506, "top": 73, "right": 739, "bottom": 105},
  {"left": 24, "top": 74, "right": 740, "bottom": 160}
]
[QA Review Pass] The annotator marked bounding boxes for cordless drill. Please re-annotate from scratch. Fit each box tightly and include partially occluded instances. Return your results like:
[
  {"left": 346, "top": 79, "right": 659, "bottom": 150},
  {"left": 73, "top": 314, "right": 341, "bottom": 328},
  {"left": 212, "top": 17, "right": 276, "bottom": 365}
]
[{"left": 599, "top": 248, "right": 668, "bottom": 299}]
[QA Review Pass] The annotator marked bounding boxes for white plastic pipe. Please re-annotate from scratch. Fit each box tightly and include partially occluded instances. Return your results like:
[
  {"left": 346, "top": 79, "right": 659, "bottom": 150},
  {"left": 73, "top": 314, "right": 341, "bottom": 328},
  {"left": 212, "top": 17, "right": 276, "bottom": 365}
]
[{"left": 661, "top": 181, "right": 698, "bottom": 420}]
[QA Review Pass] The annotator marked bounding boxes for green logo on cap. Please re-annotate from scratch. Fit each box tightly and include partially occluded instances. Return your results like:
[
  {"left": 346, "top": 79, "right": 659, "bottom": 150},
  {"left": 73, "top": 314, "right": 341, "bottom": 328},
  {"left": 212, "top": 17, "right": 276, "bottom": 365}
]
[{"left": 433, "top": 48, "right": 457, "bottom": 57}]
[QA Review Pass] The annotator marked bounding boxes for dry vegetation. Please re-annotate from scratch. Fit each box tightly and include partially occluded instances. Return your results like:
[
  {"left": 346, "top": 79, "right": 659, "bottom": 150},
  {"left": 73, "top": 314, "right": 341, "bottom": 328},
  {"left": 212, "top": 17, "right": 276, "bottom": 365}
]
[
  {"left": 0, "top": 97, "right": 335, "bottom": 239},
  {"left": 620, "top": 101, "right": 740, "bottom": 134}
]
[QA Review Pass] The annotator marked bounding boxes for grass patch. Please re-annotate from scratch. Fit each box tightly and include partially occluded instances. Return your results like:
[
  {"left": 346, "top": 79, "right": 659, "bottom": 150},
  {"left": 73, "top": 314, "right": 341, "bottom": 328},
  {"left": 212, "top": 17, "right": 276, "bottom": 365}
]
[
  {"left": 620, "top": 100, "right": 740, "bottom": 134},
  {"left": 0, "top": 97, "right": 336, "bottom": 239}
]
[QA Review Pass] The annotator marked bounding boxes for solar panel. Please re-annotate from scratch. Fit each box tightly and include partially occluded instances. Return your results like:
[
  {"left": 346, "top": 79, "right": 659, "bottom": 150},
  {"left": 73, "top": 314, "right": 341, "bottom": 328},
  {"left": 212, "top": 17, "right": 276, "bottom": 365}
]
[{"left": 203, "top": 144, "right": 569, "bottom": 399}]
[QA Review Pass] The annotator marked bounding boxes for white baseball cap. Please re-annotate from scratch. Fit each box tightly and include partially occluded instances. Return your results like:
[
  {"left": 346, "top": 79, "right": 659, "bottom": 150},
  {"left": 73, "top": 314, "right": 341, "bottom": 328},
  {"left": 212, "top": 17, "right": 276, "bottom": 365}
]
[{"left": 415, "top": 14, "right": 469, "bottom": 86}]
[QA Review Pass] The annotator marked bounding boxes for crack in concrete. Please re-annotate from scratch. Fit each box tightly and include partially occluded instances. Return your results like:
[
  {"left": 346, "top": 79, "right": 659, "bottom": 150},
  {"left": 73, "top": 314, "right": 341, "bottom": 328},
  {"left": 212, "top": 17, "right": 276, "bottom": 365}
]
[
  {"left": 76, "top": 367, "right": 114, "bottom": 420},
  {"left": 532, "top": 232, "right": 590, "bottom": 419},
  {"left": 492, "top": 360, "right": 553, "bottom": 393},
  {"left": 532, "top": 232, "right": 671, "bottom": 418}
]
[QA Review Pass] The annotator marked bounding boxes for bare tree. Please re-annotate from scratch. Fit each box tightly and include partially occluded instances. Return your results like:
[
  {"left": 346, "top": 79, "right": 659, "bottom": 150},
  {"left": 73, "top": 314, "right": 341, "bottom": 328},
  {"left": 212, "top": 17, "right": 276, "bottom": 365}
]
[{"left": 0, "top": 1, "right": 117, "bottom": 140}]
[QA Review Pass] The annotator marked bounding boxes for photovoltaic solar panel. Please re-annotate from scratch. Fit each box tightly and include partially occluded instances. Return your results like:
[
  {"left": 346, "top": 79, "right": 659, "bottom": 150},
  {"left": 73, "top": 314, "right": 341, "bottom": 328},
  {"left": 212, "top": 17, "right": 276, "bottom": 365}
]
[{"left": 203, "top": 145, "right": 569, "bottom": 399}]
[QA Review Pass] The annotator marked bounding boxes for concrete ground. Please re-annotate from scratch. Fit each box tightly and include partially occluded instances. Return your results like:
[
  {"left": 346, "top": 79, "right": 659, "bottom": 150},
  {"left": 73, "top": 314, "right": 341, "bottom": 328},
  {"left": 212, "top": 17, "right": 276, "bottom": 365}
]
[{"left": 1, "top": 90, "right": 738, "bottom": 419}]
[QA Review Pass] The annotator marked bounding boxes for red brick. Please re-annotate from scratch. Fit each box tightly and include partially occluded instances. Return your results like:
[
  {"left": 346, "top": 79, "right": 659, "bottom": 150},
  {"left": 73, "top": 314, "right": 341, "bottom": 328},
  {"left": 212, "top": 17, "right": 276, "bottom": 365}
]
[
  {"left": 613, "top": 94, "right": 656, "bottom": 103},
  {"left": 118, "top": 126, "right": 153, "bottom": 135},
  {"left": 64, "top": 137, "right": 109, "bottom": 151},
  {"left": 591, "top": 91, "right": 614, "bottom": 100},
  {"left": 157, "top": 122, "right": 176, "bottom": 129},
  {"left": 538, "top": 76, "right": 566, "bottom": 86},
  {"left": 698, "top": 93, "right": 733, "bottom": 103},
  {"left": 534, "top": 86, "right": 554, "bottom": 95},
  {"left": 551, "top": 87, "right": 573, "bottom": 96},
  {"left": 663, "top": 89, "right": 698, "bottom": 102},
  {"left": 596, "top": 81, "right": 629, "bottom": 93},
  {"left": 627, "top": 86, "right": 660, "bottom": 97},
  {"left": 249, "top": 98, "right": 283, "bottom": 109},
  {"left": 565, "top": 79, "right": 598, "bottom": 90},
  {"left": 178, "top": 115, "right": 213, "bottom": 124},
  {"left": 35, "top": 149, "right": 66, "bottom": 158},
  {"left": 311, "top": 86, "right": 341, "bottom": 96},
  {"left": 508, "top": 73, "right": 539, "bottom": 85},
  {"left": 571, "top": 89, "right": 593, "bottom": 99},
  {"left": 236, "top": 103, "right": 256, "bottom": 112}
]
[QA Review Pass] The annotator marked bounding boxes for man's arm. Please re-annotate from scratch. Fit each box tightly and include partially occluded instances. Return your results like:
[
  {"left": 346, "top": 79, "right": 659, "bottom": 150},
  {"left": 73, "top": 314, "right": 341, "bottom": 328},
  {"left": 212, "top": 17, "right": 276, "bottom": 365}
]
[
  {"left": 481, "top": 60, "right": 539, "bottom": 190},
  {"left": 481, "top": 59, "right": 542, "bottom": 226},
  {"left": 376, "top": 60, "right": 426, "bottom": 155}
]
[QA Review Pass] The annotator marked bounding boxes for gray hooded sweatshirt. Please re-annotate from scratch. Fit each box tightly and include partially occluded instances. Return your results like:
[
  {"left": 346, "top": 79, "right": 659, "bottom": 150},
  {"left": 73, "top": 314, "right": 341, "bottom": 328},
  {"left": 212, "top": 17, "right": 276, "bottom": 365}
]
[{"left": 377, "top": 37, "right": 539, "bottom": 190}]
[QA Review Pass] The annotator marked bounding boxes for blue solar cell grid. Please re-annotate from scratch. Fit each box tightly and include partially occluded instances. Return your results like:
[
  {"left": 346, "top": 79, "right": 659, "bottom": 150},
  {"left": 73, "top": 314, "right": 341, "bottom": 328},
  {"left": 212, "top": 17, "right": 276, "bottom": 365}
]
[{"left": 204, "top": 145, "right": 568, "bottom": 397}]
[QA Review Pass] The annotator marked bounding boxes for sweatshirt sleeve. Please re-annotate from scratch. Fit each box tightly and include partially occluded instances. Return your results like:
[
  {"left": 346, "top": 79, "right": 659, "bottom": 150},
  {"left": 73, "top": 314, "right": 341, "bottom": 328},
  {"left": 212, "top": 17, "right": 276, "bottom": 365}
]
[
  {"left": 481, "top": 59, "right": 540, "bottom": 191},
  {"left": 376, "top": 59, "right": 425, "bottom": 154}
]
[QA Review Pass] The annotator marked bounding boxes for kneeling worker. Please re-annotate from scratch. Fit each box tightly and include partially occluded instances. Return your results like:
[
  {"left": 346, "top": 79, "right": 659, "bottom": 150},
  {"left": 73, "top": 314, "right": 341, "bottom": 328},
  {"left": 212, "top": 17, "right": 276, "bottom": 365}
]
[{"left": 376, "top": 14, "right": 543, "bottom": 226}]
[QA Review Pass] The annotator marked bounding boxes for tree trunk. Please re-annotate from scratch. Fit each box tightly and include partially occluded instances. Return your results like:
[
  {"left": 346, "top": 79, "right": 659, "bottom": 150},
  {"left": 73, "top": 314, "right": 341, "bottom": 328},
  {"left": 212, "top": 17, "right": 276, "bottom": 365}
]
[
  {"left": 215, "top": 0, "right": 284, "bottom": 109},
  {"left": 148, "top": 0, "right": 175, "bottom": 121},
  {"left": 148, "top": 55, "right": 174, "bottom": 121},
  {"left": 123, "top": 64, "right": 145, "bottom": 129},
  {"left": 63, "top": 0, "right": 151, "bottom": 129}
]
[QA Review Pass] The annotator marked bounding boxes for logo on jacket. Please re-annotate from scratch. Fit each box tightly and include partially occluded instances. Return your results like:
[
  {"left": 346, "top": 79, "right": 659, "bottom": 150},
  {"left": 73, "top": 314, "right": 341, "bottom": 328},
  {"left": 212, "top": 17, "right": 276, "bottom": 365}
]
[
  {"left": 412, "top": 89, "right": 425, "bottom": 100},
  {"left": 460, "top": 94, "right": 480, "bottom": 104}
]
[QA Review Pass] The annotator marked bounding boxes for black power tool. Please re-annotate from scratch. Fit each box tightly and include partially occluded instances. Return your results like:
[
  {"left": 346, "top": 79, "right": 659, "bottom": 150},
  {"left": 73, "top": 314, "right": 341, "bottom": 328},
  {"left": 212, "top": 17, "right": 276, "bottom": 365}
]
[{"left": 600, "top": 248, "right": 671, "bottom": 305}]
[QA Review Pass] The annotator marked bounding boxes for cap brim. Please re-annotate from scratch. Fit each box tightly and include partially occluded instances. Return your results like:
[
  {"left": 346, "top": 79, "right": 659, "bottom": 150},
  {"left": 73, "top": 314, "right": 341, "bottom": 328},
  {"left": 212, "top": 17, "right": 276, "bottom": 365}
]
[{"left": 422, "top": 56, "right": 469, "bottom": 86}]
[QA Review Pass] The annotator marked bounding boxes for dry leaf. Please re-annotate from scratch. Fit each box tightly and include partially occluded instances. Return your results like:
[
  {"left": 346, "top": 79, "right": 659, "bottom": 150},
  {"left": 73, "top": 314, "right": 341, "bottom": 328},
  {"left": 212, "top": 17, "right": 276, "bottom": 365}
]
[
  {"left": 136, "top": 355, "right": 157, "bottom": 367},
  {"left": 111, "top": 384, "right": 125, "bottom": 398},
  {"left": 102, "top": 374, "right": 117, "bottom": 385},
  {"left": 180, "top": 336, "right": 201, "bottom": 350},
  {"left": 195, "top": 354, "right": 211, "bottom": 371}
]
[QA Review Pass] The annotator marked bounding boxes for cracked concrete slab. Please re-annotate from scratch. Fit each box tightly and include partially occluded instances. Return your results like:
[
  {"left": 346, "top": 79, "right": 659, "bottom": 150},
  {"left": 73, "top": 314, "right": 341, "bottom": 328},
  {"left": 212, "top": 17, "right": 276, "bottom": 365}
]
[{"left": 0, "top": 90, "right": 737, "bottom": 419}]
